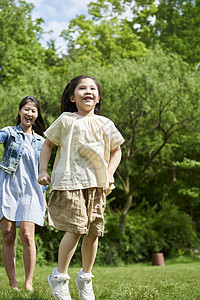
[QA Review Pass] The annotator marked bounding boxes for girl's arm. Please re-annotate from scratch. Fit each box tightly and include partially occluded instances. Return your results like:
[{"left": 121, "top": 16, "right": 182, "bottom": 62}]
[
  {"left": 38, "top": 138, "right": 55, "bottom": 186},
  {"left": 107, "top": 146, "right": 122, "bottom": 184}
]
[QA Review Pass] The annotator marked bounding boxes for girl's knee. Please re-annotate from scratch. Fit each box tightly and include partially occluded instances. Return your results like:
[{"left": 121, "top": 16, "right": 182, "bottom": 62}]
[
  {"left": 65, "top": 231, "right": 81, "bottom": 240},
  {"left": 89, "top": 233, "right": 98, "bottom": 238},
  {"left": 84, "top": 233, "right": 98, "bottom": 242}
]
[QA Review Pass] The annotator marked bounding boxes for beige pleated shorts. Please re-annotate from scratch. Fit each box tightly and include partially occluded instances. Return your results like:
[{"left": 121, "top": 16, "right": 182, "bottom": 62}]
[{"left": 47, "top": 188, "right": 106, "bottom": 237}]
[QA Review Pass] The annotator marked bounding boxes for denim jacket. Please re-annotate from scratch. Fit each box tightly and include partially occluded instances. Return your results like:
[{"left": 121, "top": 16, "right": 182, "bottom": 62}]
[{"left": 0, "top": 124, "right": 47, "bottom": 191}]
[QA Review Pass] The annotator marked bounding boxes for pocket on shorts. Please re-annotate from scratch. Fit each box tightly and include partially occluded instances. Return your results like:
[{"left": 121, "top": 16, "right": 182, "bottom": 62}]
[{"left": 93, "top": 188, "right": 106, "bottom": 215}]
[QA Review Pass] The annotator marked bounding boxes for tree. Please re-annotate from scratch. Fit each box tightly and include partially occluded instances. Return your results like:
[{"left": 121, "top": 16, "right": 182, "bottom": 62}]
[
  {"left": 61, "top": 3, "right": 147, "bottom": 64},
  {"left": 85, "top": 0, "right": 200, "bottom": 65},
  {"left": 0, "top": 0, "right": 46, "bottom": 85},
  {"left": 154, "top": 0, "right": 200, "bottom": 64},
  {"left": 0, "top": 0, "right": 62, "bottom": 128},
  {"left": 97, "top": 47, "right": 200, "bottom": 233}
]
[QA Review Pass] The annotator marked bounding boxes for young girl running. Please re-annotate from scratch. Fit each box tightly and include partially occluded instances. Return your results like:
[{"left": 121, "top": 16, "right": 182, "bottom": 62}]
[
  {"left": 38, "top": 75, "right": 124, "bottom": 300},
  {"left": 0, "top": 96, "right": 46, "bottom": 291}
]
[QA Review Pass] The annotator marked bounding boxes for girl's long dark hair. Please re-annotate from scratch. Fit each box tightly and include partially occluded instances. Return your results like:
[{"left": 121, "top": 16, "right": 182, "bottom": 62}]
[
  {"left": 61, "top": 75, "right": 102, "bottom": 115},
  {"left": 16, "top": 96, "right": 46, "bottom": 136}
]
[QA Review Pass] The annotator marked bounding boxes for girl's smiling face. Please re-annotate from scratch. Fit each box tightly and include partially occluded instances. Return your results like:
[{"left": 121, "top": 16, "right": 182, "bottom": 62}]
[
  {"left": 70, "top": 78, "right": 100, "bottom": 116},
  {"left": 19, "top": 101, "right": 38, "bottom": 132}
]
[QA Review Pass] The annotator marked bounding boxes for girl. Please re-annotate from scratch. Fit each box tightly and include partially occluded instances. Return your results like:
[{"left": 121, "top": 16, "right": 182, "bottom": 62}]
[
  {"left": 0, "top": 96, "right": 47, "bottom": 291},
  {"left": 38, "top": 75, "right": 124, "bottom": 300}
]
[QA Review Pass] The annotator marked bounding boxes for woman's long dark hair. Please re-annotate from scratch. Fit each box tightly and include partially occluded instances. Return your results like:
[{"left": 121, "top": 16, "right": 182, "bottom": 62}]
[
  {"left": 16, "top": 96, "right": 46, "bottom": 136},
  {"left": 61, "top": 75, "right": 103, "bottom": 115}
]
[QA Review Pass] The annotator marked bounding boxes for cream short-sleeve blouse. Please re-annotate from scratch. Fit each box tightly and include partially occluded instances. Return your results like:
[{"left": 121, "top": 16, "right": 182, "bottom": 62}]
[{"left": 45, "top": 112, "right": 125, "bottom": 192}]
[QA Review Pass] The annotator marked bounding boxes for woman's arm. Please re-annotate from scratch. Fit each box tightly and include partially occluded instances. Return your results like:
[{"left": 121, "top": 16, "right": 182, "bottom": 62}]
[
  {"left": 38, "top": 138, "right": 55, "bottom": 186},
  {"left": 107, "top": 146, "right": 122, "bottom": 184},
  {"left": 0, "top": 129, "right": 8, "bottom": 144}
]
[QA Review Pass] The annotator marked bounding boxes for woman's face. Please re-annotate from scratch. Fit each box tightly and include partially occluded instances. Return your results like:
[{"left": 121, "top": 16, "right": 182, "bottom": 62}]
[{"left": 19, "top": 101, "right": 38, "bottom": 130}]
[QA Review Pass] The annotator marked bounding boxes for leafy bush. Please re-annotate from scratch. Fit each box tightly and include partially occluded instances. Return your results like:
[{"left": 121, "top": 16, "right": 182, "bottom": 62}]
[
  {"left": 95, "top": 201, "right": 199, "bottom": 265},
  {"left": 143, "top": 201, "right": 199, "bottom": 257},
  {"left": 35, "top": 220, "right": 64, "bottom": 263}
]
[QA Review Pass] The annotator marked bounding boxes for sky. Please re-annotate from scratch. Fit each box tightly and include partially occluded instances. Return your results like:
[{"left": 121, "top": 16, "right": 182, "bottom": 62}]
[{"left": 25, "top": 0, "right": 92, "bottom": 55}]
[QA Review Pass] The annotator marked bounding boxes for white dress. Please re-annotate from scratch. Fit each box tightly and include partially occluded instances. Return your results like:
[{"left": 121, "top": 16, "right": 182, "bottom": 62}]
[{"left": 0, "top": 134, "right": 45, "bottom": 227}]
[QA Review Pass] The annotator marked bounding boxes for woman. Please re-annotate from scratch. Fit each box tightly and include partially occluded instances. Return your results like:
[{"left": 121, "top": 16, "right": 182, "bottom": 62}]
[{"left": 0, "top": 96, "right": 46, "bottom": 291}]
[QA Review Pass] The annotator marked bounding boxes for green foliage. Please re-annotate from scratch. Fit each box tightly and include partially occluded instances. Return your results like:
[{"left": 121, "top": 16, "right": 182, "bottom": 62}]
[
  {"left": 61, "top": 12, "right": 147, "bottom": 63},
  {"left": 88, "top": 0, "right": 200, "bottom": 64},
  {"left": 0, "top": 0, "right": 61, "bottom": 129},
  {"left": 35, "top": 221, "right": 64, "bottom": 262},
  {"left": 170, "top": 157, "right": 200, "bottom": 230},
  {"left": 0, "top": 0, "right": 45, "bottom": 85},
  {"left": 154, "top": 0, "right": 200, "bottom": 64},
  {"left": 95, "top": 47, "right": 200, "bottom": 231},
  {"left": 143, "top": 201, "right": 199, "bottom": 256},
  {"left": 173, "top": 158, "right": 200, "bottom": 169},
  {"left": 96, "top": 200, "right": 199, "bottom": 264},
  {"left": 0, "top": 0, "right": 200, "bottom": 266}
]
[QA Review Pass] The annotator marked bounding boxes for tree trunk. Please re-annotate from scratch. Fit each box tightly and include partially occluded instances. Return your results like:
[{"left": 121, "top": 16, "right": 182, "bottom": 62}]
[{"left": 120, "top": 193, "right": 133, "bottom": 234}]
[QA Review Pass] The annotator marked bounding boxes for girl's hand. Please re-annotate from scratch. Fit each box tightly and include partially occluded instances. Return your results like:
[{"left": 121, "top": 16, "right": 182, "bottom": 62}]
[
  {"left": 107, "top": 146, "right": 122, "bottom": 186},
  {"left": 38, "top": 170, "right": 50, "bottom": 186},
  {"left": 108, "top": 171, "right": 114, "bottom": 185}
]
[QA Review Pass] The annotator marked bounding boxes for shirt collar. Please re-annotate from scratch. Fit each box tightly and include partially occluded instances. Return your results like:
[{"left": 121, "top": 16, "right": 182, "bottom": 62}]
[{"left": 16, "top": 124, "right": 41, "bottom": 140}]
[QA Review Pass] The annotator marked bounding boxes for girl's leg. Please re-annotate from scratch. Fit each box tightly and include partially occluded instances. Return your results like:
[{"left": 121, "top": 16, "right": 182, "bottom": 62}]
[
  {"left": 47, "top": 232, "right": 80, "bottom": 299},
  {"left": 20, "top": 221, "right": 36, "bottom": 291},
  {"left": 81, "top": 234, "right": 98, "bottom": 273},
  {"left": 75, "top": 234, "right": 98, "bottom": 300},
  {"left": 1, "top": 218, "right": 18, "bottom": 288},
  {"left": 58, "top": 232, "right": 81, "bottom": 274}
]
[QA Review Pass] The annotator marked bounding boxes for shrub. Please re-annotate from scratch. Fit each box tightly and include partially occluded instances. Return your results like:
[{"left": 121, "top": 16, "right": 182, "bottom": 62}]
[{"left": 95, "top": 201, "right": 199, "bottom": 264}]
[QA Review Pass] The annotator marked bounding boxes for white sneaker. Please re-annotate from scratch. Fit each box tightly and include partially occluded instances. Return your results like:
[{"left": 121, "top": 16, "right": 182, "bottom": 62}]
[
  {"left": 75, "top": 270, "right": 95, "bottom": 300},
  {"left": 48, "top": 268, "right": 72, "bottom": 300}
]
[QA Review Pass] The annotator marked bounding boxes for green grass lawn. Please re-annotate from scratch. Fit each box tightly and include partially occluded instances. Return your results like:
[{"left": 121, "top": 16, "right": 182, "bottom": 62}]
[{"left": 0, "top": 258, "right": 200, "bottom": 299}]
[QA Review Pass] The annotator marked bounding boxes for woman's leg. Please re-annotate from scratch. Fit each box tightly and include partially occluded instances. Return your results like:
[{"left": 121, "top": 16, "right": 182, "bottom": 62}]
[
  {"left": 1, "top": 217, "right": 18, "bottom": 288},
  {"left": 20, "top": 221, "right": 36, "bottom": 291},
  {"left": 81, "top": 234, "right": 98, "bottom": 273},
  {"left": 58, "top": 232, "right": 81, "bottom": 274}
]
